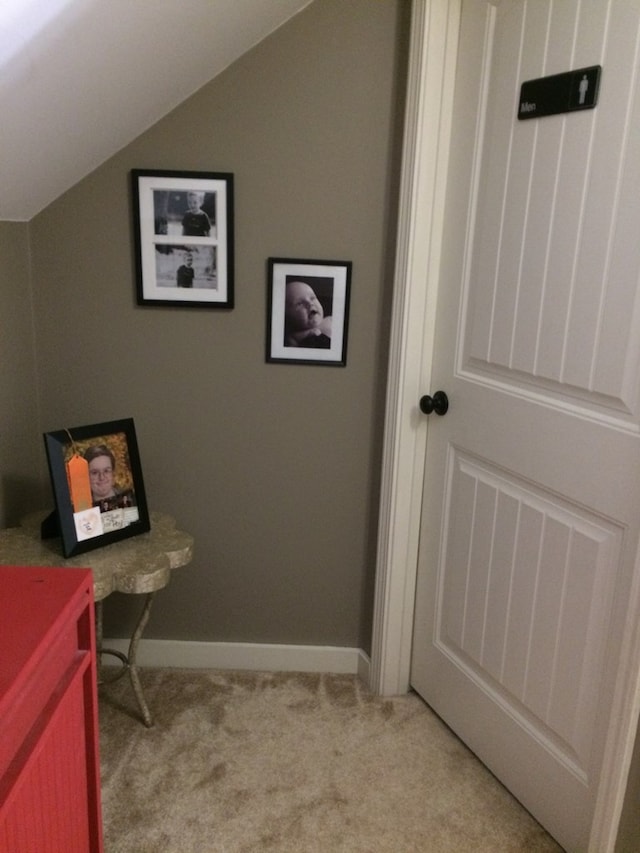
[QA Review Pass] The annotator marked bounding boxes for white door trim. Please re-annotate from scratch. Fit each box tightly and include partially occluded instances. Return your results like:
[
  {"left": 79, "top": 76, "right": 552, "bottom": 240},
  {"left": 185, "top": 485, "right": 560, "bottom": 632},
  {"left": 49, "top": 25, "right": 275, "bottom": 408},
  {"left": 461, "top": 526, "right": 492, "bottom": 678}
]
[
  {"left": 370, "top": 1, "right": 640, "bottom": 849},
  {"left": 370, "top": 0, "right": 461, "bottom": 697}
]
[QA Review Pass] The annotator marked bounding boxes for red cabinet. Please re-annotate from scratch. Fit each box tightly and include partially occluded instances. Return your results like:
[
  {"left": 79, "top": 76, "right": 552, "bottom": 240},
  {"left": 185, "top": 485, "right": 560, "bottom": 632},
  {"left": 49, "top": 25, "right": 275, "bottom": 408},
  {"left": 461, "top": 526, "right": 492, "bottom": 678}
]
[{"left": 0, "top": 565, "right": 103, "bottom": 852}]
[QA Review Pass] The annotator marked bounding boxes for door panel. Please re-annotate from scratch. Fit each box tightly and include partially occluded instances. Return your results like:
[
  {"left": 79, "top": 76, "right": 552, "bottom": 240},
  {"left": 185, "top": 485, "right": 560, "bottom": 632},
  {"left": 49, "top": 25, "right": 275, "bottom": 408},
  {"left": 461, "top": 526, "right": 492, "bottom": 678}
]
[
  {"left": 439, "top": 449, "right": 622, "bottom": 775},
  {"left": 410, "top": 2, "right": 640, "bottom": 850},
  {"left": 464, "top": 0, "right": 640, "bottom": 414}
]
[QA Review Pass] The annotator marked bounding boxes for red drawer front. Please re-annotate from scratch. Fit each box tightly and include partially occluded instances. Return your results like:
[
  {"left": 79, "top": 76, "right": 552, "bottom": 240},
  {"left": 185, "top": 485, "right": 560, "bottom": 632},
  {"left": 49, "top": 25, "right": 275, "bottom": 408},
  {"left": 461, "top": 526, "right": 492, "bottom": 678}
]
[
  {"left": 0, "top": 655, "right": 94, "bottom": 852},
  {"left": 0, "top": 565, "right": 103, "bottom": 853}
]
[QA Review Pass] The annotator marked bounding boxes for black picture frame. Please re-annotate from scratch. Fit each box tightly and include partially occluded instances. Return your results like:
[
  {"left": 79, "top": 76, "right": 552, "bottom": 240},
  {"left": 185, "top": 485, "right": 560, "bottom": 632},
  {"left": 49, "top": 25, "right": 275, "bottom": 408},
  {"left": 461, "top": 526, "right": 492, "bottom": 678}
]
[
  {"left": 43, "top": 418, "right": 151, "bottom": 557},
  {"left": 131, "top": 169, "right": 234, "bottom": 309},
  {"left": 266, "top": 257, "right": 352, "bottom": 366}
]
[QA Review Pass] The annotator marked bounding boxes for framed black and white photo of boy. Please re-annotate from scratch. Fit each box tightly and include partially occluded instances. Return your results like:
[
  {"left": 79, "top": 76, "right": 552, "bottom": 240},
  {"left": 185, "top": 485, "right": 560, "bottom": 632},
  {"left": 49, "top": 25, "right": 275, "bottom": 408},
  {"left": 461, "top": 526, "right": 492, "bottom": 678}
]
[
  {"left": 266, "top": 257, "right": 352, "bottom": 366},
  {"left": 43, "top": 418, "right": 151, "bottom": 557},
  {"left": 132, "top": 169, "right": 234, "bottom": 309}
]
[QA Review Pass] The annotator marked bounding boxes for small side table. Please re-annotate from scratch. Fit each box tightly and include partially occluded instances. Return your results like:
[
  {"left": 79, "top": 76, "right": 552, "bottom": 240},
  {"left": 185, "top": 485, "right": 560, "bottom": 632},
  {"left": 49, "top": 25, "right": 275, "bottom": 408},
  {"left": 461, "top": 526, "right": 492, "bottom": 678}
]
[{"left": 0, "top": 511, "right": 193, "bottom": 727}]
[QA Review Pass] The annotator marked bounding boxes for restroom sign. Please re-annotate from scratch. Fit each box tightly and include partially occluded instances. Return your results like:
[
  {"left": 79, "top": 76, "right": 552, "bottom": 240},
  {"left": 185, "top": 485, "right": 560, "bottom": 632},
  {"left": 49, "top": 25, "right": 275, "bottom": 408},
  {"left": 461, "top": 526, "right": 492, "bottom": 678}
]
[{"left": 518, "top": 65, "right": 601, "bottom": 120}]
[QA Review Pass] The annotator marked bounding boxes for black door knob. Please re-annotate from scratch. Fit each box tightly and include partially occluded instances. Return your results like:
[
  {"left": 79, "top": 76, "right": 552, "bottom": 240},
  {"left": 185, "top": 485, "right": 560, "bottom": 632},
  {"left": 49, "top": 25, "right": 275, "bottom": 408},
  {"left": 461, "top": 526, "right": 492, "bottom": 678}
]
[{"left": 419, "top": 390, "right": 449, "bottom": 416}]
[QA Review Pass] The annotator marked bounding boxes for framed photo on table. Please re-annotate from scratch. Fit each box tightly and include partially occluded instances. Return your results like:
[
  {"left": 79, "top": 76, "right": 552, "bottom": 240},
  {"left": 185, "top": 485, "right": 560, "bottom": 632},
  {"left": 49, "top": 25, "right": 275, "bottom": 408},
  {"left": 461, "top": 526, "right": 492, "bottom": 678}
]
[
  {"left": 132, "top": 169, "right": 234, "bottom": 309},
  {"left": 266, "top": 257, "right": 352, "bottom": 366},
  {"left": 43, "top": 418, "right": 150, "bottom": 557}
]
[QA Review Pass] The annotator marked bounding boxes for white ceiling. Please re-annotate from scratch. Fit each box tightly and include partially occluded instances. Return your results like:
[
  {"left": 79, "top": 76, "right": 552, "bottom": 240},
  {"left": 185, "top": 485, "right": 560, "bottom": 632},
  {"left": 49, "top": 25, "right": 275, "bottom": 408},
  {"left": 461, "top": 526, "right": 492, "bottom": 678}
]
[{"left": 0, "top": 0, "right": 312, "bottom": 221}]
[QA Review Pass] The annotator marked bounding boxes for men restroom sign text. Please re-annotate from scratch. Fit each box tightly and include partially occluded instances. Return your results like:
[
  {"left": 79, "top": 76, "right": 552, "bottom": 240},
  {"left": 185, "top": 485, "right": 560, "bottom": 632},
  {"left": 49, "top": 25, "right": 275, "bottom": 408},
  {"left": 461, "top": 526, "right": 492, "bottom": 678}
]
[{"left": 518, "top": 65, "right": 601, "bottom": 120}]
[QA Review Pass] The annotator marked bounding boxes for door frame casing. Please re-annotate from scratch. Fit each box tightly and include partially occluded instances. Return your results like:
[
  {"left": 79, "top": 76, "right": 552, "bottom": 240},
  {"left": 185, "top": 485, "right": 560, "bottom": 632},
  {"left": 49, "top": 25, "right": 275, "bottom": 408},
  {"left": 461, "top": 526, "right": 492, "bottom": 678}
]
[
  {"left": 370, "top": 0, "right": 460, "bottom": 698},
  {"left": 369, "top": 1, "right": 640, "bottom": 850}
]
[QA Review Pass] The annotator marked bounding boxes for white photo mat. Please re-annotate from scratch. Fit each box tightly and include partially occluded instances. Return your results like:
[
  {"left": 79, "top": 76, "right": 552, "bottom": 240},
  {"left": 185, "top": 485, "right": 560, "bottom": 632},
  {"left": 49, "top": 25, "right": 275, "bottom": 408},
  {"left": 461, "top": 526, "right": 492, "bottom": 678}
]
[
  {"left": 132, "top": 170, "right": 234, "bottom": 308},
  {"left": 267, "top": 258, "right": 352, "bottom": 365}
]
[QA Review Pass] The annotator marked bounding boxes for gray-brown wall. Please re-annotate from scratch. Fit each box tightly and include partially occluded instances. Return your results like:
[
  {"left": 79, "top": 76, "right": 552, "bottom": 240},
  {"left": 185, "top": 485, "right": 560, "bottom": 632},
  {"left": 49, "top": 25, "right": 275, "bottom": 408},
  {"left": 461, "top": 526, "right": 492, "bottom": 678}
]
[
  {"left": 22, "top": 0, "right": 409, "bottom": 651},
  {"left": 0, "top": 222, "right": 45, "bottom": 528}
]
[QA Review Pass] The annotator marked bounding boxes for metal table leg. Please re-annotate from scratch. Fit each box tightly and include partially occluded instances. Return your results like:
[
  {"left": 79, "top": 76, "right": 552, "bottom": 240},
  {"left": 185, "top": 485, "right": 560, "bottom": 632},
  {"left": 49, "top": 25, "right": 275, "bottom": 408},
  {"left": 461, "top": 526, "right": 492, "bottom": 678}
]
[
  {"left": 127, "top": 592, "right": 155, "bottom": 727},
  {"left": 95, "top": 593, "right": 156, "bottom": 727}
]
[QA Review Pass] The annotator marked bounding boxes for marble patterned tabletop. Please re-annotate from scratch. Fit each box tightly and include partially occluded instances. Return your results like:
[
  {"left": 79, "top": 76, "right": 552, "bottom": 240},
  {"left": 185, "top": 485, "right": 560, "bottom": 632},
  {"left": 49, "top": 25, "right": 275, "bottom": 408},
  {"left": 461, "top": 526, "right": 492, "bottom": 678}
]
[{"left": 0, "top": 511, "right": 193, "bottom": 601}]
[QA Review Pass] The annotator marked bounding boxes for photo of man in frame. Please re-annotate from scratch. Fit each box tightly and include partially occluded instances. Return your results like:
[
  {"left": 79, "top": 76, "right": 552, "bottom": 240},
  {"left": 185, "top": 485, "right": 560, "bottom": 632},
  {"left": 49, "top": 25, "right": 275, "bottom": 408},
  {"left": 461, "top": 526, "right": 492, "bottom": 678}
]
[
  {"left": 82, "top": 441, "right": 136, "bottom": 514},
  {"left": 64, "top": 432, "right": 137, "bottom": 516}
]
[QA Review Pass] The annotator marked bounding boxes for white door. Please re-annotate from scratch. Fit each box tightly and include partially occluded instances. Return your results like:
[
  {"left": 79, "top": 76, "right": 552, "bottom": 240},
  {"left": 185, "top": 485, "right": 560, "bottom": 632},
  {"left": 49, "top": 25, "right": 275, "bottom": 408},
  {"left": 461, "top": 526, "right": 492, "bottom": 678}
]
[{"left": 410, "top": 2, "right": 640, "bottom": 851}]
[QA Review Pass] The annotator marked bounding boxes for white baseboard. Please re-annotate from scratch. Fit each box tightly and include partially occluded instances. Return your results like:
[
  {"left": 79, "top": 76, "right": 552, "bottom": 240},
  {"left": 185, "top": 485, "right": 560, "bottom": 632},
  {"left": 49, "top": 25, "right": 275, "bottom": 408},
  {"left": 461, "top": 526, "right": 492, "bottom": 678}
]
[{"left": 102, "top": 639, "right": 371, "bottom": 683}]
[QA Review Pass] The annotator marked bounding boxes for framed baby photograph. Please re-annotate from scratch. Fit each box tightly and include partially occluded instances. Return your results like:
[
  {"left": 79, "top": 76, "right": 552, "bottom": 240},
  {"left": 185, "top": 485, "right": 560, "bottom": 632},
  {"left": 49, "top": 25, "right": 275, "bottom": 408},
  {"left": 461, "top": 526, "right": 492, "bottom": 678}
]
[
  {"left": 266, "top": 257, "right": 352, "bottom": 366},
  {"left": 132, "top": 168, "right": 234, "bottom": 309},
  {"left": 43, "top": 418, "right": 150, "bottom": 557}
]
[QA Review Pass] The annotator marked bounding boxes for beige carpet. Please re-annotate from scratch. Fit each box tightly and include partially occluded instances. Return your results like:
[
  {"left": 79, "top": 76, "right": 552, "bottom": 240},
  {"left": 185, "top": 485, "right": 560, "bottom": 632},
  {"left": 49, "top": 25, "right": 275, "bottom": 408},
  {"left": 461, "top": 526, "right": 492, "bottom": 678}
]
[{"left": 98, "top": 669, "right": 564, "bottom": 852}]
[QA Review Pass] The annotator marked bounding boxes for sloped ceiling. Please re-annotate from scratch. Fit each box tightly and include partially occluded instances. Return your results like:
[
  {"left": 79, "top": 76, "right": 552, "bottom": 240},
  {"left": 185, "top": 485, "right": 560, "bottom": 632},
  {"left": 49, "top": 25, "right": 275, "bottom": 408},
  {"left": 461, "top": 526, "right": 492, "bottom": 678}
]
[{"left": 0, "top": 0, "right": 312, "bottom": 221}]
